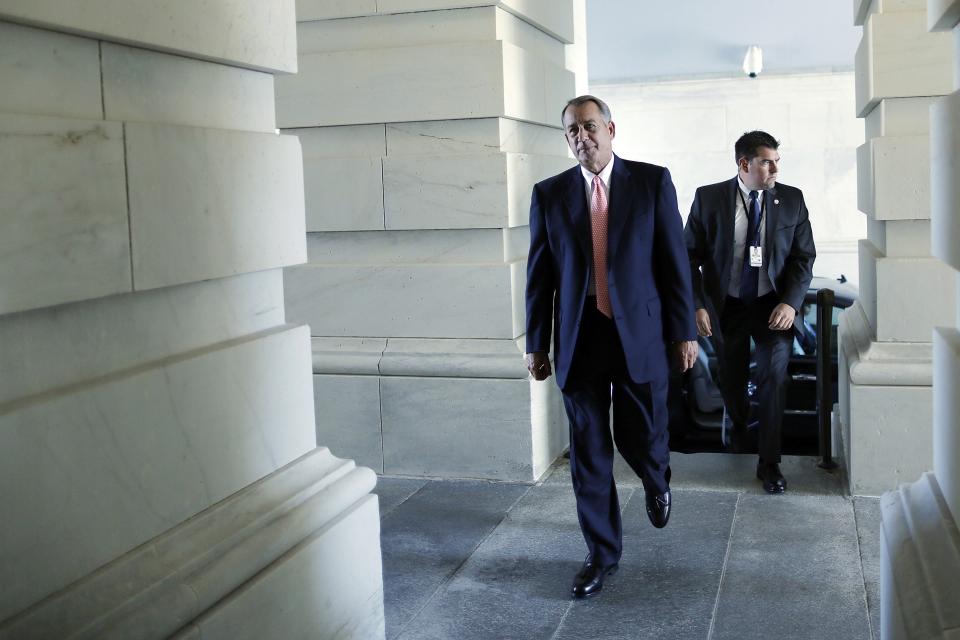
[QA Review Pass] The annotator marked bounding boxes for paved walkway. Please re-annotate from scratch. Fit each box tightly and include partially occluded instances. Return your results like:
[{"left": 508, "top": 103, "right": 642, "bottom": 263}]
[{"left": 375, "top": 452, "right": 880, "bottom": 640}]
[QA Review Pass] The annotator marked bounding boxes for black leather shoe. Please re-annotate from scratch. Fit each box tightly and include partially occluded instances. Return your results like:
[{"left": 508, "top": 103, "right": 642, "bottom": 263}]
[
  {"left": 756, "top": 461, "right": 787, "bottom": 493},
  {"left": 645, "top": 490, "right": 671, "bottom": 528},
  {"left": 571, "top": 557, "right": 618, "bottom": 598}
]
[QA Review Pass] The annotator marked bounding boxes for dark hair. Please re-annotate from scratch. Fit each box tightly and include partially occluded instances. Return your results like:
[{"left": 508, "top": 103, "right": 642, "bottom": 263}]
[
  {"left": 734, "top": 130, "right": 779, "bottom": 164},
  {"left": 561, "top": 95, "right": 612, "bottom": 124}
]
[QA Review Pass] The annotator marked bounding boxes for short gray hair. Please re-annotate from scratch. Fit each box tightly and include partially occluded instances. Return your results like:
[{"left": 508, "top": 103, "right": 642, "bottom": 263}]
[{"left": 561, "top": 95, "right": 612, "bottom": 124}]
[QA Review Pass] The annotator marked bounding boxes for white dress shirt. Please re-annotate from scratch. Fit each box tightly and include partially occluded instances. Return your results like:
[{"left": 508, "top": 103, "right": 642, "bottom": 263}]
[
  {"left": 581, "top": 158, "right": 615, "bottom": 296},
  {"left": 728, "top": 177, "right": 773, "bottom": 298}
]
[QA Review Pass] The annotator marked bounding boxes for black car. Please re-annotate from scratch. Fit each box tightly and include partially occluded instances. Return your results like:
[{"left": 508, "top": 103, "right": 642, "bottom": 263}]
[{"left": 668, "top": 276, "right": 858, "bottom": 455}]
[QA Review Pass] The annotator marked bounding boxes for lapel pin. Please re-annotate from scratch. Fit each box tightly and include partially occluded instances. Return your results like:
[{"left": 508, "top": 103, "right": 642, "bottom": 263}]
[{"left": 774, "top": 199, "right": 779, "bottom": 205}]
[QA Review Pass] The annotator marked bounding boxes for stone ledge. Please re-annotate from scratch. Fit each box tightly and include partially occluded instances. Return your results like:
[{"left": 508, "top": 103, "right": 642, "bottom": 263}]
[
  {"left": 839, "top": 300, "right": 932, "bottom": 385},
  {"left": 880, "top": 472, "right": 960, "bottom": 639},
  {"left": 311, "top": 337, "right": 527, "bottom": 378},
  {"left": 0, "top": 448, "right": 376, "bottom": 639}
]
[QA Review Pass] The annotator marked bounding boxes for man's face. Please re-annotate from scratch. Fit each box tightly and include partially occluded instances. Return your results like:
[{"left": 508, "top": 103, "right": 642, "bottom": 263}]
[
  {"left": 563, "top": 101, "right": 615, "bottom": 174},
  {"left": 739, "top": 146, "right": 779, "bottom": 190}
]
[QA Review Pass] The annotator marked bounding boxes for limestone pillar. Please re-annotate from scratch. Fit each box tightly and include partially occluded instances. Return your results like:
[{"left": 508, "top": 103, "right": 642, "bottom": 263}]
[
  {"left": 276, "top": 1, "right": 584, "bottom": 481},
  {"left": 839, "top": 0, "right": 954, "bottom": 495},
  {"left": 0, "top": 4, "right": 383, "bottom": 639},
  {"left": 876, "top": 2, "right": 960, "bottom": 637}
]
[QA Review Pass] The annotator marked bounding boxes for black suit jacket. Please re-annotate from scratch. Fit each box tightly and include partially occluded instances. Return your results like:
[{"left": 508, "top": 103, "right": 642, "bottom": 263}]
[
  {"left": 526, "top": 156, "right": 696, "bottom": 389},
  {"left": 684, "top": 177, "right": 816, "bottom": 318}
]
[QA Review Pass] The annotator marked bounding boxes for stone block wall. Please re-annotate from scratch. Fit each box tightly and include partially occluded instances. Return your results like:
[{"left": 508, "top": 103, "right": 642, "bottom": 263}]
[
  {"left": 276, "top": 1, "right": 584, "bottom": 481},
  {"left": 0, "top": 5, "right": 383, "bottom": 639}
]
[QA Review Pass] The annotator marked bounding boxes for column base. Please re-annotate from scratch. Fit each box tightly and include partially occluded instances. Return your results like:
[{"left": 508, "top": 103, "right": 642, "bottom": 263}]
[
  {"left": 838, "top": 300, "right": 933, "bottom": 496},
  {"left": 311, "top": 337, "right": 568, "bottom": 481},
  {"left": 880, "top": 472, "right": 960, "bottom": 640},
  {"left": 0, "top": 449, "right": 384, "bottom": 640}
]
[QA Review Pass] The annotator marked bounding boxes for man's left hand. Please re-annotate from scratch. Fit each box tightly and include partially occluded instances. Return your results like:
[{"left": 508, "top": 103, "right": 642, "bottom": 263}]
[
  {"left": 673, "top": 340, "right": 698, "bottom": 372},
  {"left": 768, "top": 303, "right": 797, "bottom": 331}
]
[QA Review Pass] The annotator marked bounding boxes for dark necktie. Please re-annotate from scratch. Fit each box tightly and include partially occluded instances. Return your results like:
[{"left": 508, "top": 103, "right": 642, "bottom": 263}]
[{"left": 739, "top": 190, "right": 761, "bottom": 303}]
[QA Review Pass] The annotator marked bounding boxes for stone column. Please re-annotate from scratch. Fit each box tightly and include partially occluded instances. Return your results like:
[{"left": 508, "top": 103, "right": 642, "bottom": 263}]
[
  {"left": 276, "top": 1, "right": 583, "bottom": 481},
  {"left": 0, "top": 4, "right": 383, "bottom": 639},
  {"left": 877, "top": 2, "right": 960, "bottom": 637},
  {"left": 839, "top": 0, "right": 955, "bottom": 495}
]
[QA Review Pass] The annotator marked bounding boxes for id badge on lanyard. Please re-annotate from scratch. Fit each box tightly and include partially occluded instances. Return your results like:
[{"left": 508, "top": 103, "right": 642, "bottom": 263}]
[
  {"left": 739, "top": 188, "right": 765, "bottom": 268},
  {"left": 749, "top": 245, "right": 763, "bottom": 267}
]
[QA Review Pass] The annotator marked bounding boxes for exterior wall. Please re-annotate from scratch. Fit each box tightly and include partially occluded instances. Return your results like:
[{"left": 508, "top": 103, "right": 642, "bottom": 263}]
[
  {"left": 276, "top": 1, "right": 585, "bottom": 481},
  {"left": 839, "top": 0, "right": 954, "bottom": 497},
  {"left": 593, "top": 72, "right": 864, "bottom": 285},
  {"left": 0, "top": 5, "right": 383, "bottom": 639},
  {"left": 857, "top": 0, "right": 960, "bottom": 637}
]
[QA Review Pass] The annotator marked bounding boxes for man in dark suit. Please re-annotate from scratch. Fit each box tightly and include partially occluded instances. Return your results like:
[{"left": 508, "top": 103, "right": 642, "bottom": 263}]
[
  {"left": 525, "top": 95, "right": 698, "bottom": 598},
  {"left": 684, "top": 131, "right": 816, "bottom": 493}
]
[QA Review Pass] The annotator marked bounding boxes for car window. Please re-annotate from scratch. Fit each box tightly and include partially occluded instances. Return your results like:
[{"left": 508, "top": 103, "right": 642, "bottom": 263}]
[{"left": 795, "top": 302, "right": 845, "bottom": 357}]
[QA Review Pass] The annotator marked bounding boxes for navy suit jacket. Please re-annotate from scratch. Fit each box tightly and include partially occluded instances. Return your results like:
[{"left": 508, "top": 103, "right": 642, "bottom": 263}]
[
  {"left": 684, "top": 177, "right": 816, "bottom": 320},
  {"left": 525, "top": 156, "right": 697, "bottom": 389}
]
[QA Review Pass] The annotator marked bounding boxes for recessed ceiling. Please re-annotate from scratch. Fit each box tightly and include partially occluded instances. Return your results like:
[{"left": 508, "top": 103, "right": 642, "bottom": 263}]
[{"left": 586, "top": 0, "right": 862, "bottom": 83}]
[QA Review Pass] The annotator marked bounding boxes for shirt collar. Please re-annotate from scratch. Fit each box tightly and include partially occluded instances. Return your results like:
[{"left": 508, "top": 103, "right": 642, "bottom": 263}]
[
  {"left": 737, "top": 176, "right": 764, "bottom": 200},
  {"left": 581, "top": 156, "right": 615, "bottom": 188}
]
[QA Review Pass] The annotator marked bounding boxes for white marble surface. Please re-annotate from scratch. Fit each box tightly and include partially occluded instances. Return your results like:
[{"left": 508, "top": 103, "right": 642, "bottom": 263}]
[
  {"left": 839, "top": 300, "right": 933, "bottom": 386},
  {"left": 876, "top": 257, "right": 956, "bottom": 341},
  {"left": 0, "top": 325, "right": 315, "bottom": 623},
  {"left": 125, "top": 123, "right": 306, "bottom": 291},
  {"left": 284, "top": 263, "right": 514, "bottom": 339},
  {"left": 0, "top": 21, "right": 102, "bottom": 120},
  {"left": 882, "top": 220, "right": 931, "bottom": 256},
  {"left": 175, "top": 496, "right": 384, "bottom": 640},
  {"left": 383, "top": 152, "right": 508, "bottom": 229},
  {"left": 101, "top": 43, "right": 277, "bottom": 133},
  {"left": 502, "top": 41, "right": 575, "bottom": 127},
  {"left": 381, "top": 376, "right": 535, "bottom": 479},
  {"left": 864, "top": 96, "right": 933, "bottom": 139},
  {"left": 933, "top": 328, "right": 960, "bottom": 529},
  {"left": 311, "top": 337, "right": 386, "bottom": 374},
  {"left": 305, "top": 229, "right": 507, "bottom": 265},
  {"left": 856, "top": 10, "right": 953, "bottom": 116},
  {"left": 386, "top": 118, "right": 566, "bottom": 156},
  {"left": 0, "top": 112, "right": 130, "bottom": 316},
  {"left": 0, "top": 0, "right": 297, "bottom": 73},
  {"left": 0, "top": 448, "right": 376, "bottom": 639},
  {"left": 313, "top": 375, "right": 384, "bottom": 472},
  {"left": 931, "top": 91, "right": 960, "bottom": 271},
  {"left": 296, "top": 0, "right": 377, "bottom": 21},
  {"left": 858, "top": 134, "right": 931, "bottom": 220},
  {"left": 506, "top": 153, "right": 572, "bottom": 226},
  {"left": 276, "top": 41, "right": 505, "bottom": 128},
  {"left": 879, "top": 473, "right": 960, "bottom": 638},
  {"left": 296, "top": 6, "right": 497, "bottom": 54},
  {"left": 379, "top": 337, "right": 526, "bottom": 378},
  {"left": 0, "top": 270, "right": 285, "bottom": 407},
  {"left": 303, "top": 156, "right": 384, "bottom": 231},
  {"left": 294, "top": 124, "right": 387, "bottom": 157},
  {"left": 849, "top": 384, "right": 933, "bottom": 495}
]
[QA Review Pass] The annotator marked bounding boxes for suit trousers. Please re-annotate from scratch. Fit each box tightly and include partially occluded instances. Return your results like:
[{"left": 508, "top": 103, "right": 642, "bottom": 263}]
[
  {"left": 717, "top": 292, "right": 793, "bottom": 463},
  {"left": 561, "top": 301, "right": 670, "bottom": 568}
]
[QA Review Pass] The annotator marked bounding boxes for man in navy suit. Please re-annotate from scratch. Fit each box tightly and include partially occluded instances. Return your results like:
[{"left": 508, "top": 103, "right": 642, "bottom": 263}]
[
  {"left": 525, "top": 95, "right": 698, "bottom": 598},
  {"left": 684, "top": 131, "right": 816, "bottom": 493}
]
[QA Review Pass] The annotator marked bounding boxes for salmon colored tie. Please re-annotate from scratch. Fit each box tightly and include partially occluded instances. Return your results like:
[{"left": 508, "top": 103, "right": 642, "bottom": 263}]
[{"left": 591, "top": 175, "right": 612, "bottom": 318}]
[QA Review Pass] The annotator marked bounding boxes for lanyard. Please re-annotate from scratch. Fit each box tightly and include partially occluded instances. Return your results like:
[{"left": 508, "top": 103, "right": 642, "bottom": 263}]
[{"left": 737, "top": 188, "right": 766, "bottom": 249}]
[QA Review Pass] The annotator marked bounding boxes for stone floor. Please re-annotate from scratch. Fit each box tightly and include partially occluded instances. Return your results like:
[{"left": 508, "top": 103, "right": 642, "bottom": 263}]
[{"left": 375, "top": 452, "right": 881, "bottom": 640}]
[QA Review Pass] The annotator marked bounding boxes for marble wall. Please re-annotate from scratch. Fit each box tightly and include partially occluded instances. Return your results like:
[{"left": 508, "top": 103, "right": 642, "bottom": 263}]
[
  {"left": 277, "top": 1, "right": 584, "bottom": 481},
  {"left": 0, "top": 5, "right": 383, "bottom": 639},
  {"left": 876, "top": 1, "right": 960, "bottom": 637},
  {"left": 594, "top": 72, "right": 864, "bottom": 286},
  {"left": 838, "top": 0, "right": 955, "bottom": 497}
]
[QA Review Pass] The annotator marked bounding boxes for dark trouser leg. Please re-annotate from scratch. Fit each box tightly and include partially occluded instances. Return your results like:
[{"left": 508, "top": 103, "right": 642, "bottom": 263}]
[
  {"left": 718, "top": 297, "right": 752, "bottom": 429},
  {"left": 561, "top": 305, "right": 621, "bottom": 567},
  {"left": 751, "top": 295, "right": 793, "bottom": 463},
  {"left": 611, "top": 375, "right": 671, "bottom": 496}
]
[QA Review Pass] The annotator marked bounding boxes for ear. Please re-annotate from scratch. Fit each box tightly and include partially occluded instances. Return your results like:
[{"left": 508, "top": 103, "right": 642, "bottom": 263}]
[
  {"left": 737, "top": 157, "right": 749, "bottom": 173},
  {"left": 608, "top": 120, "right": 616, "bottom": 139}
]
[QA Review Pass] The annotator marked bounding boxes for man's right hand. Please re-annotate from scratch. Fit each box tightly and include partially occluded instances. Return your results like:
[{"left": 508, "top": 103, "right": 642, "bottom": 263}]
[
  {"left": 525, "top": 351, "right": 552, "bottom": 381},
  {"left": 695, "top": 308, "right": 712, "bottom": 337}
]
